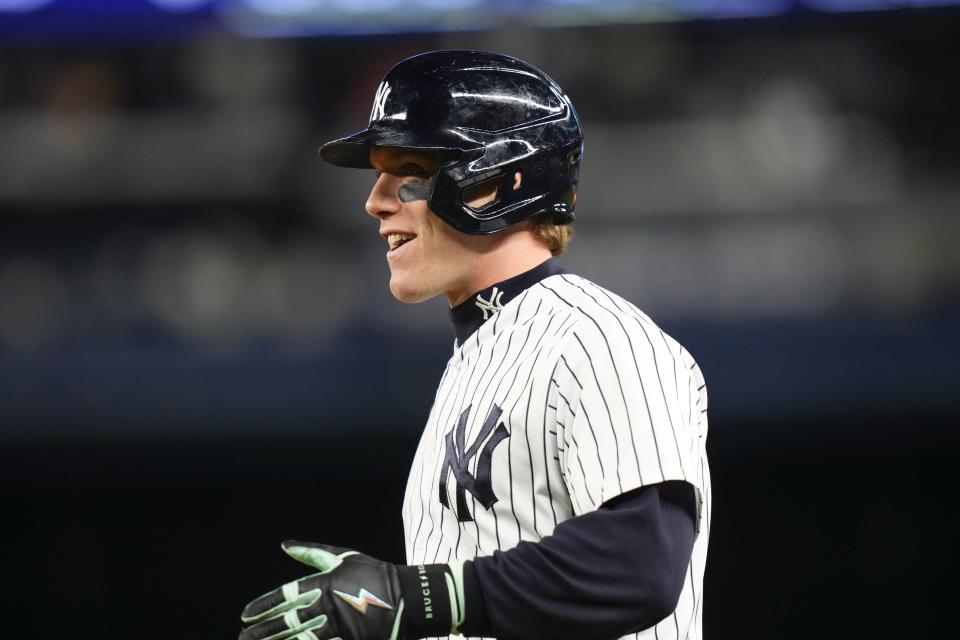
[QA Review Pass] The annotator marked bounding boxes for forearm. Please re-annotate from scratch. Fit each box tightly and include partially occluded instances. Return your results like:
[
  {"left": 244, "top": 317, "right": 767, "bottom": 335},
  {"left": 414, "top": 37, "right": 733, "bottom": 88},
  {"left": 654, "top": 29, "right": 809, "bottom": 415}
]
[{"left": 459, "top": 482, "right": 697, "bottom": 640}]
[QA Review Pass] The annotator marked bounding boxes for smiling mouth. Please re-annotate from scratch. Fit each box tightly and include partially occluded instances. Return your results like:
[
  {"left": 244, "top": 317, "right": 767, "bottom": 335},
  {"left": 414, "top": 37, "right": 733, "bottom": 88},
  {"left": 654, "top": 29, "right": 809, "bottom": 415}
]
[{"left": 387, "top": 233, "right": 416, "bottom": 251}]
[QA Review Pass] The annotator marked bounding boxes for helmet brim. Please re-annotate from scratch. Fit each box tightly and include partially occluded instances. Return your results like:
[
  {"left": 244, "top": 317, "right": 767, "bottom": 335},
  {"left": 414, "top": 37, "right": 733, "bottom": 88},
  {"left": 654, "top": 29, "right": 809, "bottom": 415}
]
[{"left": 319, "top": 125, "right": 479, "bottom": 168}]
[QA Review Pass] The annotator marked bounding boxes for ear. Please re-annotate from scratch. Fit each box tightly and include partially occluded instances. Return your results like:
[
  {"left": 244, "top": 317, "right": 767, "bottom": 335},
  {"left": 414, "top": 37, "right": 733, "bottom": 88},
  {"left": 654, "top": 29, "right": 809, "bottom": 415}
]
[{"left": 513, "top": 170, "right": 522, "bottom": 190}]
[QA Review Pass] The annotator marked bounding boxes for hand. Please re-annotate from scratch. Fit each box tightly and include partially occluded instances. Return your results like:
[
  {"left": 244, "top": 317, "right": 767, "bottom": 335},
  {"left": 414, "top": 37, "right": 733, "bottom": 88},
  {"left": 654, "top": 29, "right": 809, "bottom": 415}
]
[
  {"left": 239, "top": 541, "right": 465, "bottom": 640},
  {"left": 239, "top": 541, "right": 406, "bottom": 640}
]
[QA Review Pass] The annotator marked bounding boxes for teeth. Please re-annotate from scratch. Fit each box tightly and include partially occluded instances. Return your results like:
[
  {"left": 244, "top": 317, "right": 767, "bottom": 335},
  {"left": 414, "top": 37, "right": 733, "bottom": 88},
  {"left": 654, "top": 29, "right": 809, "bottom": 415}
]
[{"left": 387, "top": 233, "right": 415, "bottom": 250}]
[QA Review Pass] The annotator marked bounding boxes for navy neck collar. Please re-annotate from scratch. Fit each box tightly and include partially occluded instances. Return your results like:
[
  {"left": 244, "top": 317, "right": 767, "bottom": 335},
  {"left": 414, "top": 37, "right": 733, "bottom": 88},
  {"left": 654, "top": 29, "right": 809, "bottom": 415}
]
[{"left": 448, "top": 258, "right": 564, "bottom": 346}]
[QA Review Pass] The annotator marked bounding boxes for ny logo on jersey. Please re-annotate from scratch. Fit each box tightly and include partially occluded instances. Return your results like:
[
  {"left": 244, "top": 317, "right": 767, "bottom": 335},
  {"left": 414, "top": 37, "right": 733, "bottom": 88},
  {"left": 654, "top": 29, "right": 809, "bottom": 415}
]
[
  {"left": 439, "top": 403, "right": 510, "bottom": 522},
  {"left": 474, "top": 287, "right": 504, "bottom": 320}
]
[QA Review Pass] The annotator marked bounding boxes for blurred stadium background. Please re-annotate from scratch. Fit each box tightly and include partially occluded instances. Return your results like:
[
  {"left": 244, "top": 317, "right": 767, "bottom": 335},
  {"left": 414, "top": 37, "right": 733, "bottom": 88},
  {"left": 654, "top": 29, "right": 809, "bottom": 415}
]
[{"left": 1, "top": 1, "right": 957, "bottom": 637}]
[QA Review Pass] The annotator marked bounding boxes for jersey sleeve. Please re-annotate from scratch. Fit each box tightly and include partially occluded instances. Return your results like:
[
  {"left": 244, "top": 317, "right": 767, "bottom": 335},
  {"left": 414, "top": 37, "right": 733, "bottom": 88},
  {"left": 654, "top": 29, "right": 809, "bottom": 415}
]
[
  {"left": 553, "top": 312, "right": 707, "bottom": 524},
  {"left": 460, "top": 482, "right": 697, "bottom": 640}
]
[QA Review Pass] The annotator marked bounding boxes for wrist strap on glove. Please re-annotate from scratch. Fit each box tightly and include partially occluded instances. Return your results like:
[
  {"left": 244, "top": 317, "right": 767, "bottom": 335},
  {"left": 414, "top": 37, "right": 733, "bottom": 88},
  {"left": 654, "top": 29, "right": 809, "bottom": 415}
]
[{"left": 396, "top": 562, "right": 466, "bottom": 638}]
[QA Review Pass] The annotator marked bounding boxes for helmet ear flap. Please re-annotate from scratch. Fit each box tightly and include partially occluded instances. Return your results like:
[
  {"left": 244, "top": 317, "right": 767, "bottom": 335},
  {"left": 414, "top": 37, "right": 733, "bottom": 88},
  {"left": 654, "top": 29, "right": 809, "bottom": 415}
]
[
  {"left": 461, "top": 174, "right": 503, "bottom": 212},
  {"left": 460, "top": 166, "right": 527, "bottom": 214},
  {"left": 568, "top": 148, "right": 582, "bottom": 185},
  {"left": 497, "top": 164, "right": 530, "bottom": 205}
]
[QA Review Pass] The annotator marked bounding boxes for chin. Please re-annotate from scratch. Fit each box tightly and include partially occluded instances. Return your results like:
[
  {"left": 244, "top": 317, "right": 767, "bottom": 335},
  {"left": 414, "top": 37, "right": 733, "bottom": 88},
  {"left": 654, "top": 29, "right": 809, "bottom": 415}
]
[{"left": 388, "top": 275, "right": 436, "bottom": 304}]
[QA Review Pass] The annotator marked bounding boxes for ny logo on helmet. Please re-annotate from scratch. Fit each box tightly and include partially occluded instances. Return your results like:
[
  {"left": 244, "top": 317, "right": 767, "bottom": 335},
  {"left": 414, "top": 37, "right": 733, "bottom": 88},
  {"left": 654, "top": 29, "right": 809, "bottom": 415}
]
[
  {"left": 439, "top": 404, "right": 510, "bottom": 522},
  {"left": 370, "top": 81, "right": 392, "bottom": 122}
]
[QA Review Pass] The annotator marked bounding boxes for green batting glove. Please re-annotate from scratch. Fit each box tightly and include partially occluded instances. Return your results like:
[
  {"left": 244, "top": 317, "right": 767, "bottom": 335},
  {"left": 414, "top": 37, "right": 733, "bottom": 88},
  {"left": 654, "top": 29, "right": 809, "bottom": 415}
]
[{"left": 239, "top": 540, "right": 465, "bottom": 640}]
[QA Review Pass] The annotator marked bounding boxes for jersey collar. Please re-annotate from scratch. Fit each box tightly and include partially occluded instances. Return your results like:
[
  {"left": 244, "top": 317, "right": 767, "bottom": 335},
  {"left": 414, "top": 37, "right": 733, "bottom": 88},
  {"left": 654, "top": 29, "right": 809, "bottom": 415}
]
[{"left": 449, "top": 258, "right": 564, "bottom": 346}]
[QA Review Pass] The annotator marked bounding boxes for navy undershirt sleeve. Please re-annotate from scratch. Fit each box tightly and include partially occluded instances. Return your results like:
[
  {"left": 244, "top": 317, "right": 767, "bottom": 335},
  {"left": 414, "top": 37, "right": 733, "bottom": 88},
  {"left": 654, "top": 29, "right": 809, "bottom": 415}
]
[{"left": 459, "top": 481, "right": 697, "bottom": 640}]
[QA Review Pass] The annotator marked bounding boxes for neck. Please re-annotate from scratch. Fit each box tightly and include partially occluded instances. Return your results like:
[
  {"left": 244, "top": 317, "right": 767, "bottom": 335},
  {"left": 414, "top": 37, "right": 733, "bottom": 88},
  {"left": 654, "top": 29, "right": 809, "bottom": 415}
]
[
  {"left": 445, "top": 231, "right": 553, "bottom": 307},
  {"left": 448, "top": 257, "right": 564, "bottom": 346}
]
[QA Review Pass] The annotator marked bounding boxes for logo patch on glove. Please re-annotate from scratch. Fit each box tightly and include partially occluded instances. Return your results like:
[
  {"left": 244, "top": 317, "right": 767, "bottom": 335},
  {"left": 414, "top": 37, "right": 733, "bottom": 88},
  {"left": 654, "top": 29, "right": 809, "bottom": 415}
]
[{"left": 332, "top": 588, "right": 394, "bottom": 614}]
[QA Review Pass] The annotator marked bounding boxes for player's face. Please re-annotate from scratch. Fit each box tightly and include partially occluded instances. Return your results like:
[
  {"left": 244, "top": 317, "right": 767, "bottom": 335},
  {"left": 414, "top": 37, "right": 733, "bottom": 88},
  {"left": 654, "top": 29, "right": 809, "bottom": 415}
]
[{"left": 366, "top": 147, "right": 503, "bottom": 306}]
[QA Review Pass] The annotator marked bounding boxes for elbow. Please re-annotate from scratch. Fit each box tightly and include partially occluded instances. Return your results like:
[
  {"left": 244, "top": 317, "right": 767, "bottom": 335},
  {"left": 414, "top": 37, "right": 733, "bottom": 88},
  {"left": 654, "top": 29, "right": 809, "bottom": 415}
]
[
  {"left": 654, "top": 550, "right": 691, "bottom": 623},
  {"left": 624, "top": 585, "right": 683, "bottom": 634},
  {"left": 629, "top": 561, "right": 689, "bottom": 632},
  {"left": 648, "top": 579, "right": 685, "bottom": 626}
]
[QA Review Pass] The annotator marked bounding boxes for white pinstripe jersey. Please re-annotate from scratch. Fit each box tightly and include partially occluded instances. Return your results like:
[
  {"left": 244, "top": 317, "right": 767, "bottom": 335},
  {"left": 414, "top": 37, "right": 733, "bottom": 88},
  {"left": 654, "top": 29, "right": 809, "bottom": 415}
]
[{"left": 402, "top": 272, "right": 712, "bottom": 640}]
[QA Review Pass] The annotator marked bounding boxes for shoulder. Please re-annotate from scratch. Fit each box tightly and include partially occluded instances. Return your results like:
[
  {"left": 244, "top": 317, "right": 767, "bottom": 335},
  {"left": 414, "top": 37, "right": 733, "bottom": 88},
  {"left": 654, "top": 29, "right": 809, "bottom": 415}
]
[
  {"left": 540, "top": 274, "right": 694, "bottom": 373},
  {"left": 537, "top": 273, "right": 656, "bottom": 338}
]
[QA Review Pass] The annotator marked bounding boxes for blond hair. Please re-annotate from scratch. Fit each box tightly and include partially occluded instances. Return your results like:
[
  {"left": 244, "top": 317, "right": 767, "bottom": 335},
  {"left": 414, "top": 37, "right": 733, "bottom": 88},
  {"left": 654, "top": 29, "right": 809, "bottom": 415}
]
[{"left": 532, "top": 212, "right": 574, "bottom": 256}]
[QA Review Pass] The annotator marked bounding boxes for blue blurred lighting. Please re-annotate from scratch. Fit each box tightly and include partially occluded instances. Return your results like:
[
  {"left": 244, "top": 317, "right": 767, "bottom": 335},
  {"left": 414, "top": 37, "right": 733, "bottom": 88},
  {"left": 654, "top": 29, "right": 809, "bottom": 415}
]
[
  {"left": 0, "top": 0, "right": 54, "bottom": 12},
  {"left": 240, "top": 0, "right": 321, "bottom": 16},
  {"left": 150, "top": 0, "right": 212, "bottom": 12},
  {"left": 672, "top": 0, "right": 792, "bottom": 18},
  {"left": 416, "top": 0, "right": 484, "bottom": 8},
  {"left": 327, "top": 0, "right": 404, "bottom": 12},
  {"left": 2, "top": 0, "right": 959, "bottom": 37},
  {"left": 803, "top": 0, "right": 899, "bottom": 11}
]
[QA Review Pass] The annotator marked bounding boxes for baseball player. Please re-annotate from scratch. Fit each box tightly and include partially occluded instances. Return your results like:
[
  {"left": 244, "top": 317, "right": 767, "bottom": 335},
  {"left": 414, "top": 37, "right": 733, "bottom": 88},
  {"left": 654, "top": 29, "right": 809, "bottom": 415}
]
[{"left": 239, "top": 51, "right": 711, "bottom": 640}]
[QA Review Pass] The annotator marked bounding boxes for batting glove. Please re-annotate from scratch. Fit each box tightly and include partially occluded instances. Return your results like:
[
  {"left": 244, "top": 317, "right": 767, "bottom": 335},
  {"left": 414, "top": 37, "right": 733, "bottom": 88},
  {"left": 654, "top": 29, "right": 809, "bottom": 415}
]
[{"left": 239, "top": 540, "right": 465, "bottom": 640}]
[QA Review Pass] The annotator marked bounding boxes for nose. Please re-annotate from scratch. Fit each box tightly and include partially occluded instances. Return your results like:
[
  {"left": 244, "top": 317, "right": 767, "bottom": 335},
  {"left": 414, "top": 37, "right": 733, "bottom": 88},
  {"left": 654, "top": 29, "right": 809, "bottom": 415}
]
[{"left": 365, "top": 173, "right": 402, "bottom": 220}]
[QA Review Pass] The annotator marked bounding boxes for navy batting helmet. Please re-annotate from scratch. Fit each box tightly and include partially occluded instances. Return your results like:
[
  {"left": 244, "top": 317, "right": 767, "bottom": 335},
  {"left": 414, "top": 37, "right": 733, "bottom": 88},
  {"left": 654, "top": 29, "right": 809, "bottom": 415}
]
[{"left": 319, "top": 50, "right": 584, "bottom": 235}]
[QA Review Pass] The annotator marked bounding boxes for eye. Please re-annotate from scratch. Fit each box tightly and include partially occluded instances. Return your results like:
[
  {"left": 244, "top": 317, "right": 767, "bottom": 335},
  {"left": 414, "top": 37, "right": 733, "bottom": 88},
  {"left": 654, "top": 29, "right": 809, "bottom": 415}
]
[{"left": 402, "top": 163, "right": 428, "bottom": 178}]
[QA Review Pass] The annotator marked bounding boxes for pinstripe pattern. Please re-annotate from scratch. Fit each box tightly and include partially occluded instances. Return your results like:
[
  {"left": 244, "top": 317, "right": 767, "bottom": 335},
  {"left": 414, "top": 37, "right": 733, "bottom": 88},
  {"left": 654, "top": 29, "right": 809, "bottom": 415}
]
[{"left": 402, "top": 273, "right": 711, "bottom": 640}]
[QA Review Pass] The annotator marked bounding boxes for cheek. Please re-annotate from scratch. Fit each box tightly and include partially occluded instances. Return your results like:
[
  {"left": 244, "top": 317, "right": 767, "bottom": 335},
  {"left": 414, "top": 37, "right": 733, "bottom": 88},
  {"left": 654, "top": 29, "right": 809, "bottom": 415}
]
[
  {"left": 405, "top": 205, "right": 481, "bottom": 273},
  {"left": 425, "top": 219, "right": 475, "bottom": 267},
  {"left": 413, "top": 209, "right": 450, "bottom": 252}
]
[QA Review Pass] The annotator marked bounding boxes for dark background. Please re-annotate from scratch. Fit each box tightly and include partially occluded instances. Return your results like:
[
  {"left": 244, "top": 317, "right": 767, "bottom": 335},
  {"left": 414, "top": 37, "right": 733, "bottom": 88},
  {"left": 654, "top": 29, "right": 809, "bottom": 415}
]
[{"left": 1, "top": 1, "right": 958, "bottom": 638}]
